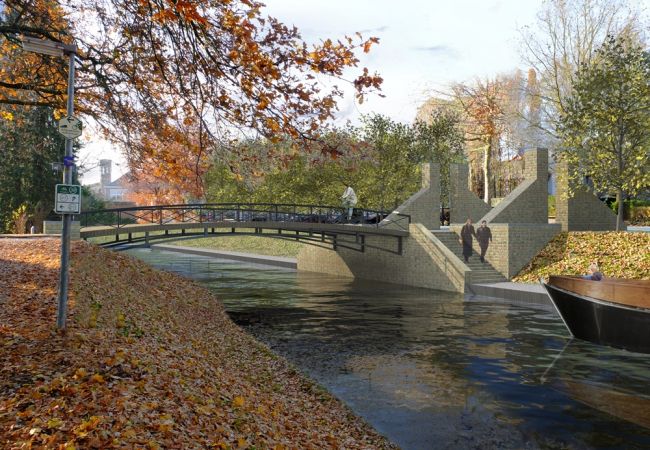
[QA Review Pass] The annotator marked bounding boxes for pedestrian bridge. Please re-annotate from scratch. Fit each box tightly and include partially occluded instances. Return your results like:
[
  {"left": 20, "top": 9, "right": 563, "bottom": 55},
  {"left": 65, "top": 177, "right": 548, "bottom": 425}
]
[
  {"left": 79, "top": 203, "right": 411, "bottom": 254},
  {"left": 72, "top": 152, "right": 594, "bottom": 293}
]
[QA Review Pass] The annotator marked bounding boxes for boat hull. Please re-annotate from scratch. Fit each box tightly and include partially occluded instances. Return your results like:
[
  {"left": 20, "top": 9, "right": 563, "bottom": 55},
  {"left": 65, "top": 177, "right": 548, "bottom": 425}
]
[{"left": 544, "top": 283, "right": 650, "bottom": 354}]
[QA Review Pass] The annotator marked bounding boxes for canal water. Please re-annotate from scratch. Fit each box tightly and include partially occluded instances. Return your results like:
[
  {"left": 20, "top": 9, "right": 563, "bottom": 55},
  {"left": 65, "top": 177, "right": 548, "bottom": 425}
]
[{"left": 127, "top": 248, "right": 650, "bottom": 450}]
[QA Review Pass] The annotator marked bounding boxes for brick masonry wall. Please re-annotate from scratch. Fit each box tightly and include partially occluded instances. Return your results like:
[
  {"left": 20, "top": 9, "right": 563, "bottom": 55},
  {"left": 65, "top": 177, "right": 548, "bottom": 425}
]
[
  {"left": 297, "top": 223, "right": 469, "bottom": 292},
  {"left": 381, "top": 162, "right": 440, "bottom": 230},
  {"left": 451, "top": 223, "right": 560, "bottom": 278},
  {"left": 555, "top": 160, "right": 620, "bottom": 231},
  {"left": 480, "top": 149, "right": 548, "bottom": 224},
  {"left": 449, "top": 164, "right": 491, "bottom": 224},
  {"left": 43, "top": 220, "right": 81, "bottom": 240}
]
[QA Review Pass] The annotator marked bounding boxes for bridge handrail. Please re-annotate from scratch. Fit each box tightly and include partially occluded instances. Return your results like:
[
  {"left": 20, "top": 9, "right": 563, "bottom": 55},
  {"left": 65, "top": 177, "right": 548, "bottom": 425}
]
[{"left": 78, "top": 202, "right": 411, "bottom": 231}]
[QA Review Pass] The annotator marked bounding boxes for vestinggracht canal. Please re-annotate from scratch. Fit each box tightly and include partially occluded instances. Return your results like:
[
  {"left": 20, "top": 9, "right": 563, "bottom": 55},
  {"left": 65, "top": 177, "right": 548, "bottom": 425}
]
[{"left": 128, "top": 248, "right": 650, "bottom": 449}]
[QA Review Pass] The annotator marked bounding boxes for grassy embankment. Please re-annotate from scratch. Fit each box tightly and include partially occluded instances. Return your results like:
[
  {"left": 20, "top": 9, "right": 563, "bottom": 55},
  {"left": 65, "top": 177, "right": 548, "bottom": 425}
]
[
  {"left": 166, "top": 234, "right": 304, "bottom": 258},
  {"left": 86, "top": 228, "right": 304, "bottom": 258},
  {"left": 0, "top": 238, "right": 393, "bottom": 449},
  {"left": 514, "top": 231, "right": 650, "bottom": 283}
]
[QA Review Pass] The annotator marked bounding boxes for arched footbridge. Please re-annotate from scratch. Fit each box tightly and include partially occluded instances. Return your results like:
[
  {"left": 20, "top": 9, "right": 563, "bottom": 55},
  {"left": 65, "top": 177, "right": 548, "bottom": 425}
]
[{"left": 79, "top": 203, "right": 411, "bottom": 254}]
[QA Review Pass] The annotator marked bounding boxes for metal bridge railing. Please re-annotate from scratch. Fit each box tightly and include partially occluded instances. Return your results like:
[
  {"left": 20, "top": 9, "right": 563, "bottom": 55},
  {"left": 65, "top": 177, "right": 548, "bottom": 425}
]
[{"left": 78, "top": 203, "right": 411, "bottom": 232}]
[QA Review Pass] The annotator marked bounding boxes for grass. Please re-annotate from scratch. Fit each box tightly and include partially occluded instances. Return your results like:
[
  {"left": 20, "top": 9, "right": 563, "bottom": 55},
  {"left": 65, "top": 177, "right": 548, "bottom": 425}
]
[
  {"left": 83, "top": 227, "right": 304, "bottom": 258},
  {"left": 166, "top": 234, "right": 304, "bottom": 258}
]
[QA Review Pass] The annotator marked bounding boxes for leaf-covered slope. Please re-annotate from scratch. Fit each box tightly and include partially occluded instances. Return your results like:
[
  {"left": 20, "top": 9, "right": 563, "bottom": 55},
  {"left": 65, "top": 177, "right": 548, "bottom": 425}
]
[
  {"left": 0, "top": 239, "right": 394, "bottom": 449},
  {"left": 513, "top": 232, "right": 650, "bottom": 283}
]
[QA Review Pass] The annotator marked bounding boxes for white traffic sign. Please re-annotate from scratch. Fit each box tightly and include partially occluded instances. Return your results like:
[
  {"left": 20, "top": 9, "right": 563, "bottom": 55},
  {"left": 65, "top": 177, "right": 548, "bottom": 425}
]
[
  {"left": 58, "top": 116, "right": 83, "bottom": 139},
  {"left": 55, "top": 184, "right": 81, "bottom": 214}
]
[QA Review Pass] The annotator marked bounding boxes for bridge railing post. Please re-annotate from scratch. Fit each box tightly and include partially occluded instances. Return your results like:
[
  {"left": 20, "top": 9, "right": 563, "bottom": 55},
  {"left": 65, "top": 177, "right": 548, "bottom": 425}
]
[
  {"left": 117, "top": 211, "right": 121, "bottom": 229},
  {"left": 159, "top": 207, "right": 163, "bottom": 225}
]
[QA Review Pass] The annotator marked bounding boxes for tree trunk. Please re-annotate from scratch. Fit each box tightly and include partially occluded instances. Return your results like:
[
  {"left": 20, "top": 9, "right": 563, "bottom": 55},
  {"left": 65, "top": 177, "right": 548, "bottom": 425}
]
[
  {"left": 483, "top": 143, "right": 491, "bottom": 205},
  {"left": 616, "top": 189, "right": 625, "bottom": 231},
  {"left": 616, "top": 129, "right": 625, "bottom": 231}
]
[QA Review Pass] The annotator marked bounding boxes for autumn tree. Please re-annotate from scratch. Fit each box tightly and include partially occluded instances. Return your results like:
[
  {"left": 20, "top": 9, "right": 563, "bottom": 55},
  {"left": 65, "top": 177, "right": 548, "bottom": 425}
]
[
  {"left": 126, "top": 119, "right": 213, "bottom": 204},
  {"left": 1, "top": 0, "right": 383, "bottom": 182},
  {"left": 449, "top": 77, "right": 510, "bottom": 205},
  {"left": 558, "top": 35, "right": 650, "bottom": 230}
]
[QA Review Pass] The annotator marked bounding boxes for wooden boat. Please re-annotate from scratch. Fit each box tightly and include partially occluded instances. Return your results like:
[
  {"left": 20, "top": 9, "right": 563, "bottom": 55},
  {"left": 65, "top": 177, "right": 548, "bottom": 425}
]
[{"left": 541, "top": 276, "right": 650, "bottom": 354}]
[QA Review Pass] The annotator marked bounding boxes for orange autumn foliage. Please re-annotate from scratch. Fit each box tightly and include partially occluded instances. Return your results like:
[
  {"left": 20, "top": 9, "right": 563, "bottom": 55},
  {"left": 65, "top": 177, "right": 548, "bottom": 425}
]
[
  {"left": 2, "top": 0, "right": 383, "bottom": 197},
  {"left": 0, "top": 238, "right": 396, "bottom": 449}
]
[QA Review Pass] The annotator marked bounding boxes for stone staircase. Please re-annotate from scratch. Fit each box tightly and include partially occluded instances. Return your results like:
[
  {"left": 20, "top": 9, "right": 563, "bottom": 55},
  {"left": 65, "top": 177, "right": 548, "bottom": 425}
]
[{"left": 431, "top": 230, "right": 508, "bottom": 284}]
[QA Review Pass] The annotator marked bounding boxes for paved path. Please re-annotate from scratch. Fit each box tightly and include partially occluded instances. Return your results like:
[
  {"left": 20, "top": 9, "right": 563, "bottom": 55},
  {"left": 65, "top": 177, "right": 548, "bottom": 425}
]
[
  {"left": 469, "top": 281, "right": 551, "bottom": 307},
  {"left": 151, "top": 244, "right": 297, "bottom": 269}
]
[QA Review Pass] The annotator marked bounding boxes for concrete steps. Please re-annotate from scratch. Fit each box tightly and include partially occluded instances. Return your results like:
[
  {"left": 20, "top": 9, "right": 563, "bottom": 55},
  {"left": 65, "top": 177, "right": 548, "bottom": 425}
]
[{"left": 431, "top": 230, "right": 507, "bottom": 283}]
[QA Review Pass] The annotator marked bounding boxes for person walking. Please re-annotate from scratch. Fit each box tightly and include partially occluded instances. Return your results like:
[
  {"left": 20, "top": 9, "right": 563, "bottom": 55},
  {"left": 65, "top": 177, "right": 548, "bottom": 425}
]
[
  {"left": 341, "top": 185, "right": 357, "bottom": 221},
  {"left": 460, "top": 218, "right": 476, "bottom": 263},
  {"left": 476, "top": 220, "right": 492, "bottom": 263}
]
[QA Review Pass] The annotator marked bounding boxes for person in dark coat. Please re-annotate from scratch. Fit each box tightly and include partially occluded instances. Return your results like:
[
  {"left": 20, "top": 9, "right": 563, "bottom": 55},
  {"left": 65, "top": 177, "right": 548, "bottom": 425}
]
[
  {"left": 460, "top": 218, "right": 476, "bottom": 263},
  {"left": 476, "top": 220, "right": 492, "bottom": 263}
]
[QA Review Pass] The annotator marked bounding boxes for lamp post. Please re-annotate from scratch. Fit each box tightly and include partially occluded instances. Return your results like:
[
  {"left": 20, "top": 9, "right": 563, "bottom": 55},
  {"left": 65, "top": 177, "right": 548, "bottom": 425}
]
[{"left": 22, "top": 36, "right": 78, "bottom": 330}]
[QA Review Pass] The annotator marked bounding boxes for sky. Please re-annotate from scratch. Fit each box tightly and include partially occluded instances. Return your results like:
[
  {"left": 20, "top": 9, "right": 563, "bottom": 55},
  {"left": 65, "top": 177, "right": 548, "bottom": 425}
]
[{"left": 79, "top": 0, "right": 565, "bottom": 184}]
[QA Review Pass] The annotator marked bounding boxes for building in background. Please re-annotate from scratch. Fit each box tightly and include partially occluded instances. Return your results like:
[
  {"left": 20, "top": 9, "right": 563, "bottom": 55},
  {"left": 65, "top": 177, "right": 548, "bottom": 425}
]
[{"left": 86, "top": 159, "right": 136, "bottom": 206}]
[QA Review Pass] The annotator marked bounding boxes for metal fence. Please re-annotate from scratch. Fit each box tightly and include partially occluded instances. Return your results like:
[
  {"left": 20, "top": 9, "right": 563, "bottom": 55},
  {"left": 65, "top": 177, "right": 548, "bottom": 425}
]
[{"left": 79, "top": 203, "right": 411, "bottom": 231}]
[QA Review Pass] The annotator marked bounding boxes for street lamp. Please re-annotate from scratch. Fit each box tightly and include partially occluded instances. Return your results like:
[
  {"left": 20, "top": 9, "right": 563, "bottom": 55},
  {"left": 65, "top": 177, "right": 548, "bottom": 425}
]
[{"left": 22, "top": 36, "right": 78, "bottom": 330}]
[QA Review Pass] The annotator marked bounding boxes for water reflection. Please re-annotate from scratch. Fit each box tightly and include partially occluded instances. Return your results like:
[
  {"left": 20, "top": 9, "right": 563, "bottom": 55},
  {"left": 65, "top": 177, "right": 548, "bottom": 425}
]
[{"left": 128, "top": 248, "right": 650, "bottom": 450}]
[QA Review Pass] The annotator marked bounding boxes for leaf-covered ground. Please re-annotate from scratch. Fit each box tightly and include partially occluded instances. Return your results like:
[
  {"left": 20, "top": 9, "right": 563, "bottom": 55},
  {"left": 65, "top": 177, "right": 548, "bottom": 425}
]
[
  {"left": 513, "top": 232, "right": 650, "bottom": 283},
  {"left": 0, "top": 238, "right": 395, "bottom": 449}
]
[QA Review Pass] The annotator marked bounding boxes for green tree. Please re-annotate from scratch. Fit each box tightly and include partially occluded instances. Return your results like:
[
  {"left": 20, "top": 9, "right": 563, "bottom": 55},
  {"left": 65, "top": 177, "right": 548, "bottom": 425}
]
[
  {"left": 0, "top": 106, "right": 68, "bottom": 232},
  {"left": 357, "top": 115, "right": 419, "bottom": 210},
  {"left": 204, "top": 114, "right": 465, "bottom": 213},
  {"left": 520, "top": 0, "right": 645, "bottom": 139},
  {"left": 558, "top": 35, "right": 650, "bottom": 230},
  {"left": 412, "top": 108, "right": 465, "bottom": 205}
]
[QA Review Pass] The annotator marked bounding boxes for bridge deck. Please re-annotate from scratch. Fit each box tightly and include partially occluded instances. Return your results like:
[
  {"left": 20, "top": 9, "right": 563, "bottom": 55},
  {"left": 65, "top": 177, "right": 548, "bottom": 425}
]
[{"left": 80, "top": 221, "right": 409, "bottom": 239}]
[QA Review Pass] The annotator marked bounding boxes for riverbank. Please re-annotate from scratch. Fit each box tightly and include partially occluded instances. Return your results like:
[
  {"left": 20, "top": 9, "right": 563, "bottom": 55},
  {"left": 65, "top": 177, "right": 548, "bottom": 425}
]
[
  {"left": 153, "top": 244, "right": 554, "bottom": 307},
  {"left": 153, "top": 243, "right": 297, "bottom": 269},
  {"left": 166, "top": 235, "right": 303, "bottom": 258},
  {"left": 513, "top": 231, "right": 650, "bottom": 282},
  {"left": 0, "top": 238, "right": 395, "bottom": 449}
]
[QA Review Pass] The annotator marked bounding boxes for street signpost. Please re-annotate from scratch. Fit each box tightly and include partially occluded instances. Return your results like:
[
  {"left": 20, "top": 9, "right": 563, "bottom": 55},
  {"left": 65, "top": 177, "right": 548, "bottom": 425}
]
[
  {"left": 58, "top": 116, "right": 83, "bottom": 139},
  {"left": 23, "top": 37, "right": 79, "bottom": 330},
  {"left": 55, "top": 184, "right": 81, "bottom": 214}
]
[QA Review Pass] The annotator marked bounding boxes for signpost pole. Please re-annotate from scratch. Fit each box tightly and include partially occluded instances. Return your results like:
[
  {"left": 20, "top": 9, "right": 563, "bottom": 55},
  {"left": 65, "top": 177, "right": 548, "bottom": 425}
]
[{"left": 56, "top": 50, "right": 76, "bottom": 330}]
